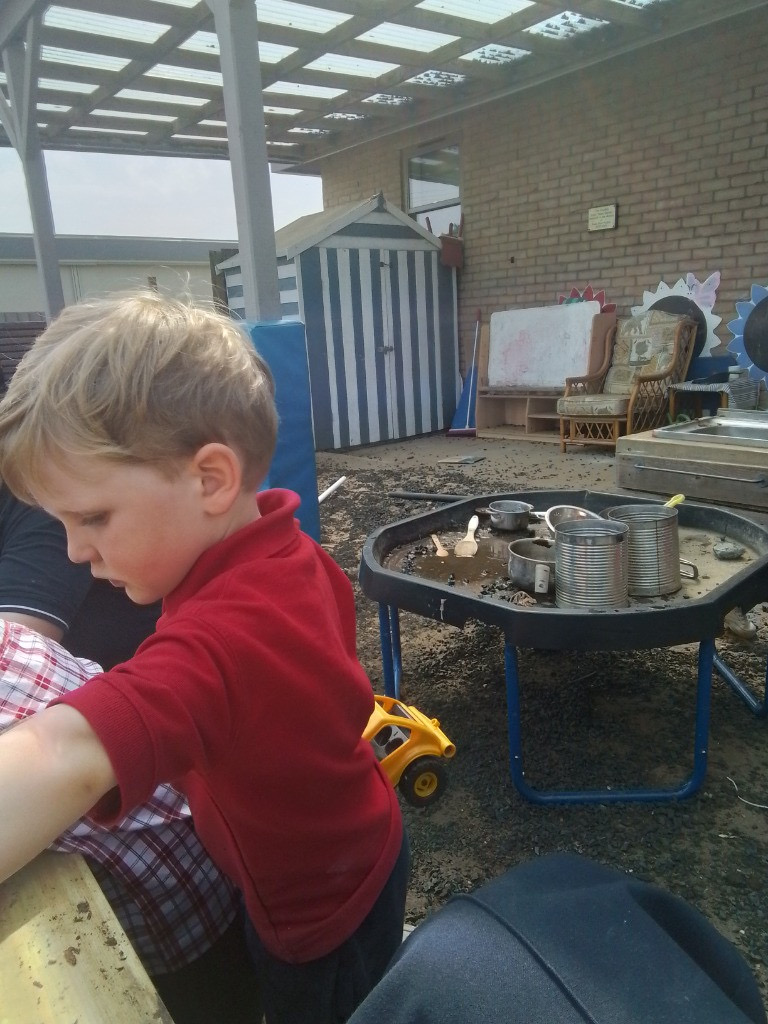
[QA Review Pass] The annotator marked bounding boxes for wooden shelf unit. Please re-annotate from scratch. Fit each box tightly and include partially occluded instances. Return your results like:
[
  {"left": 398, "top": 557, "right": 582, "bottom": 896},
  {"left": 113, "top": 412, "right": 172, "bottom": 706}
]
[{"left": 475, "top": 387, "right": 561, "bottom": 435}]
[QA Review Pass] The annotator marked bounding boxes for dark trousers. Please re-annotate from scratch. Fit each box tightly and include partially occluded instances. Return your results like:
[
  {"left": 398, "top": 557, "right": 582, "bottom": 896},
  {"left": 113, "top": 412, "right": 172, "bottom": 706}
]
[
  {"left": 152, "top": 910, "right": 261, "bottom": 1024},
  {"left": 246, "top": 832, "right": 410, "bottom": 1024}
]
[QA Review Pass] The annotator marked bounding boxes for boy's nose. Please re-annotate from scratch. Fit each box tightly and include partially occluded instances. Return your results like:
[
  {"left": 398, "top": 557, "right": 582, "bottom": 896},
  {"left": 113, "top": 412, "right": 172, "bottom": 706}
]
[{"left": 67, "top": 533, "right": 99, "bottom": 565}]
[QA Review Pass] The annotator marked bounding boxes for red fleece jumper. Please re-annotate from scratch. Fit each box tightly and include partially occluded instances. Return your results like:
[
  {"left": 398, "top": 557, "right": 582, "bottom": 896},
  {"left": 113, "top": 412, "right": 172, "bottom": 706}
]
[{"left": 56, "top": 489, "right": 403, "bottom": 964}]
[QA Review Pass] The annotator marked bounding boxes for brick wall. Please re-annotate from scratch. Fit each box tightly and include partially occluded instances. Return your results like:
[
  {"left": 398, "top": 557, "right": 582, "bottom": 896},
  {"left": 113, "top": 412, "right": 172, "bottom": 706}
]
[{"left": 319, "top": 9, "right": 768, "bottom": 368}]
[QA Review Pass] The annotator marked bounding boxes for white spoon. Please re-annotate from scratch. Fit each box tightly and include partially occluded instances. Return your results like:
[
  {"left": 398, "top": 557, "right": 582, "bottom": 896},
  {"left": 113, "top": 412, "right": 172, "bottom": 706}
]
[
  {"left": 454, "top": 515, "right": 479, "bottom": 558},
  {"left": 431, "top": 533, "right": 449, "bottom": 557}
]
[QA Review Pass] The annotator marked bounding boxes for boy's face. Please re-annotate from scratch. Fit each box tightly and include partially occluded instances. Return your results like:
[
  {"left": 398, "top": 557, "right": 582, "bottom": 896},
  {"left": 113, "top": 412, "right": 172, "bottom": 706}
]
[{"left": 33, "top": 454, "right": 222, "bottom": 605}]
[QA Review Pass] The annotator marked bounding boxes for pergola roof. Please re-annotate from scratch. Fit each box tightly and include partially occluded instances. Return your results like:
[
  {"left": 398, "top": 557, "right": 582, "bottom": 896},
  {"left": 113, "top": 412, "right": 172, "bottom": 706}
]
[{"left": 1, "top": 0, "right": 763, "bottom": 173}]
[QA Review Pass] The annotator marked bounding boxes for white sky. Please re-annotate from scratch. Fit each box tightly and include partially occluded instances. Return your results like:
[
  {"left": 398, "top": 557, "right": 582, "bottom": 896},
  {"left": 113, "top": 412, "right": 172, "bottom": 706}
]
[{"left": 0, "top": 148, "right": 323, "bottom": 238}]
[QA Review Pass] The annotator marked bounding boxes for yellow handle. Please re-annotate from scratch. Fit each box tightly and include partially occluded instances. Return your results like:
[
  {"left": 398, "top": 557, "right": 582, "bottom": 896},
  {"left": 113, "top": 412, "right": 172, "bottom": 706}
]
[{"left": 664, "top": 493, "right": 685, "bottom": 508}]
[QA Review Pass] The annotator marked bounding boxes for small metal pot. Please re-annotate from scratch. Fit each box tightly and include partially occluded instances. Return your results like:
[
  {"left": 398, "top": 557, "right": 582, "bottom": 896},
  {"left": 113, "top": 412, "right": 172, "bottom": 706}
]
[
  {"left": 488, "top": 500, "right": 534, "bottom": 531},
  {"left": 507, "top": 537, "right": 556, "bottom": 593}
]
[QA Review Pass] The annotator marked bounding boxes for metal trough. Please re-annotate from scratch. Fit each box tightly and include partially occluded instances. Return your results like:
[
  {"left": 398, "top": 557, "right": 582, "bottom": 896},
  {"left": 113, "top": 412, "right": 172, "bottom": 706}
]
[{"left": 653, "top": 408, "right": 768, "bottom": 450}]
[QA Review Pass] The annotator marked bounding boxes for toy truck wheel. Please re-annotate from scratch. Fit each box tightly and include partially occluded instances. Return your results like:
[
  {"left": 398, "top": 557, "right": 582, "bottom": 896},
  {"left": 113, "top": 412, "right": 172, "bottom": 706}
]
[{"left": 398, "top": 756, "right": 447, "bottom": 807}]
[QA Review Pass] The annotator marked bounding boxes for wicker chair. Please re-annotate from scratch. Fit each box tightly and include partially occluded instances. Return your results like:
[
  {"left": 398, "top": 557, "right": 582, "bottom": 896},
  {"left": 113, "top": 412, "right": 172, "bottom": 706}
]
[{"left": 557, "top": 310, "right": 697, "bottom": 452}]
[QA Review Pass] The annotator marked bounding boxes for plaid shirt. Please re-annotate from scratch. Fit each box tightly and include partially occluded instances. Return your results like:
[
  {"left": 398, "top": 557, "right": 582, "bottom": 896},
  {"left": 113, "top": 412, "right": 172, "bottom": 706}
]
[{"left": 0, "top": 620, "right": 240, "bottom": 976}]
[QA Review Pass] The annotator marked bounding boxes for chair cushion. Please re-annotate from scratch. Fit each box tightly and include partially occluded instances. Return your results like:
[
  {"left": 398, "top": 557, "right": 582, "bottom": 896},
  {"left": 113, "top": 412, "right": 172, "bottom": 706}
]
[
  {"left": 558, "top": 393, "right": 629, "bottom": 417},
  {"left": 603, "top": 310, "right": 684, "bottom": 396}
]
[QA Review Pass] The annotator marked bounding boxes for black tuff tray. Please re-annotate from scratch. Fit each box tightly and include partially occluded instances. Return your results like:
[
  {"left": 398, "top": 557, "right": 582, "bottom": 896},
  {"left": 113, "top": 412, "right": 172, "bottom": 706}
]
[{"left": 359, "top": 490, "right": 768, "bottom": 651}]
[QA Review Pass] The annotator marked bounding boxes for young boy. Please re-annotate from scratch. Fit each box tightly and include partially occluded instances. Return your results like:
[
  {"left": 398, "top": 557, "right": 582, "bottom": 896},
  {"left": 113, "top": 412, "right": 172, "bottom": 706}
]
[{"left": 0, "top": 290, "right": 407, "bottom": 1024}]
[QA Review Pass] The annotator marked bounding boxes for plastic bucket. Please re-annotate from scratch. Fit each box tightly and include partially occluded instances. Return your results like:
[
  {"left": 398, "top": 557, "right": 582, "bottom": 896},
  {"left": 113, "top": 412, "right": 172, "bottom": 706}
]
[
  {"left": 602, "top": 505, "right": 692, "bottom": 597},
  {"left": 554, "top": 519, "right": 629, "bottom": 609}
]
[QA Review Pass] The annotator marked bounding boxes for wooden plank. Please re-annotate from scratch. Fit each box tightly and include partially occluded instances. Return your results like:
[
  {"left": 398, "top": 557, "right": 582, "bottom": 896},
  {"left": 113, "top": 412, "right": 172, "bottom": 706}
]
[
  {"left": 0, "top": 852, "right": 173, "bottom": 1023},
  {"left": 476, "top": 424, "right": 561, "bottom": 444}
]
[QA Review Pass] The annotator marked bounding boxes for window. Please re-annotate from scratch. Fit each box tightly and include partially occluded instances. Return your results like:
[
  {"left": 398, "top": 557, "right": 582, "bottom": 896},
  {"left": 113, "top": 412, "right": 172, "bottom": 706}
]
[{"left": 405, "top": 142, "right": 461, "bottom": 237}]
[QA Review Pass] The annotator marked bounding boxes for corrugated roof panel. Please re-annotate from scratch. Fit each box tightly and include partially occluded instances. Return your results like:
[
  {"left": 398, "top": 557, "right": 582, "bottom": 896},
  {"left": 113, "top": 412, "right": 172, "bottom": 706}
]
[
  {"left": 460, "top": 43, "right": 529, "bottom": 64},
  {"left": 416, "top": 0, "right": 534, "bottom": 22},
  {"left": 264, "top": 81, "right": 346, "bottom": 99},
  {"left": 356, "top": 22, "right": 459, "bottom": 52},
  {"left": 254, "top": 1, "right": 351, "bottom": 33},
  {"left": 406, "top": 70, "right": 467, "bottom": 86},
  {"left": 362, "top": 93, "right": 413, "bottom": 106},
  {"left": 44, "top": 6, "right": 169, "bottom": 44},
  {"left": 264, "top": 105, "right": 303, "bottom": 115},
  {"left": 181, "top": 31, "right": 297, "bottom": 63},
  {"left": 116, "top": 88, "right": 209, "bottom": 106},
  {"left": 145, "top": 64, "right": 224, "bottom": 86},
  {"left": 40, "top": 46, "right": 130, "bottom": 72},
  {"left": 72, "top": 125, "right": 147, "bottom": 135},
  {"left": 304, "top": 53, "right": 400, "bottom": 77},
  {"left": 174, "top": 132, "right": 228, "bottom": 141},
  {"left": 288, "top": 126, "right": 332, "bottom": 135},
  {"left": 0, "top": 72, "right": 94, "bottom": 92},
  {"left": 144, "top": 0, "right": 198, "bottom": 7},
  {"left": 525, "top": 10, "right": 609, "bottom": 39},
  {"left": 611, "top": 0, "right": 670, "bottom": 7},
  {"left": 92, "top": 108, "right": 176, "bottom": 121},
  {"left": 39, "top": 77, "right": 98, "bottom": 93}
]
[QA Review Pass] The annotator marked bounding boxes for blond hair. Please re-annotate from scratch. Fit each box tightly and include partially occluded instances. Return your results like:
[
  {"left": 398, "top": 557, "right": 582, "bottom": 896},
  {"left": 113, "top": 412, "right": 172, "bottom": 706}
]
[{"left": 0, "top": 290, "right": 277, "bottom": 501}]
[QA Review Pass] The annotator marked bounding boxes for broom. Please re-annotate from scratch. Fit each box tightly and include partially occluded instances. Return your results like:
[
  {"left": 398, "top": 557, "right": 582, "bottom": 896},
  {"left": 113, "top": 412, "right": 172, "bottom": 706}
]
[{"left": 447, "top": 308, "right": 481, "bottom": 437}]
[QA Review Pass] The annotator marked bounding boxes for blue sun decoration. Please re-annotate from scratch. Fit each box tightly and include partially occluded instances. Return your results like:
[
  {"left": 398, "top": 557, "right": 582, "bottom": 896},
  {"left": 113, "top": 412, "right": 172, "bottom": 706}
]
[{"left": 727, "top": 283, "right": 768, "bottom": 385}]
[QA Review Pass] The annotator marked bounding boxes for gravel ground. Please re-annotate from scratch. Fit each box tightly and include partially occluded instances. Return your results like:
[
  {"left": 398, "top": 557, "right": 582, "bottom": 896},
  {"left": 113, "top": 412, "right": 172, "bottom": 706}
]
[{"left": 315, "top": 433, "right": 768, "bottom": 1007}]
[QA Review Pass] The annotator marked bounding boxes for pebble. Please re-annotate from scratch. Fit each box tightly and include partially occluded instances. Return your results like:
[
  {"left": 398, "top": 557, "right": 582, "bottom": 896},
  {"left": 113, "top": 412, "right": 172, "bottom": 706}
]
[{"left": 713, "top": 541, "right": 746, "bottom": 561}]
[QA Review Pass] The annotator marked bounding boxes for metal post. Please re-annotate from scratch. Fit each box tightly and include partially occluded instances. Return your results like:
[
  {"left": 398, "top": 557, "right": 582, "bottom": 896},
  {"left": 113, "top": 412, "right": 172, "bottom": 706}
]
[
  {"left": 205, "top": 0, "right": 281, "bottom": 322},
  {"left": 1, "top": 19, "right": 64, "bottom": 320}
]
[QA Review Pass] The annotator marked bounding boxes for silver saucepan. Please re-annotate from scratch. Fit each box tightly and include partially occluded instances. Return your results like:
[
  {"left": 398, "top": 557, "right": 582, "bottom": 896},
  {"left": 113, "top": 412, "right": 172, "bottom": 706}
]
[
  {"left": 486, "top": 500, "right": 534, "bottom": 531},
  {"left": 507, "top": 537, "right": 556, "bottom": 593}
]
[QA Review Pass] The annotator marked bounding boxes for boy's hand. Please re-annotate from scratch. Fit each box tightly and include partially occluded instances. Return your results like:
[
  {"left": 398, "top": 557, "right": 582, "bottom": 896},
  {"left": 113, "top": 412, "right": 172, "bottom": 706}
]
[{"left": 0, "top": 704, "right": 116, "bottom": 883}]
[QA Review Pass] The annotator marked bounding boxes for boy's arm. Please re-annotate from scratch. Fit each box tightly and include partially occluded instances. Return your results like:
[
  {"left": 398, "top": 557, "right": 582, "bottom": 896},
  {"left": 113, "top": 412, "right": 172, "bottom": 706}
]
[{"left": 0, "top": 703, "right": 117, "bottom": 883}]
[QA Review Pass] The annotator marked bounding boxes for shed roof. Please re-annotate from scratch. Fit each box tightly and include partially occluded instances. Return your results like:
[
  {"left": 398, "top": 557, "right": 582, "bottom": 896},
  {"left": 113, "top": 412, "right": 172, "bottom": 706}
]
[{"left": 217, "top": 191, "right": 439, "bottom": 267}]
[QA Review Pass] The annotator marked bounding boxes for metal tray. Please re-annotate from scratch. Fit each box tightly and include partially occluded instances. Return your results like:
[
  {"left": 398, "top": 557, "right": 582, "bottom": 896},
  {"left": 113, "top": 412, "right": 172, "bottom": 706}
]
[{"left": 653, "top": 408, "right": 768, "bottom": 449}]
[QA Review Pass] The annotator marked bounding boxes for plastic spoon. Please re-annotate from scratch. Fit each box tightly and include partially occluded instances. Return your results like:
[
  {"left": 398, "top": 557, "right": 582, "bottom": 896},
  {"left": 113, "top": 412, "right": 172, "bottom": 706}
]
[
  {"left": 431, "top": 534, "right": 449, "bottom": 557},
  {"left": 454, "top": 515, "right": 479, "bottom": 557}
]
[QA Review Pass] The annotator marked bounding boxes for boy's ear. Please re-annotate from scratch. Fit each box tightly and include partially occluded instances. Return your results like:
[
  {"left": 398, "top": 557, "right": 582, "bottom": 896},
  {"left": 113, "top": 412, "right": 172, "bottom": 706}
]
[{"left": 191, "top": 443, "right": 244, "bottom": 513}]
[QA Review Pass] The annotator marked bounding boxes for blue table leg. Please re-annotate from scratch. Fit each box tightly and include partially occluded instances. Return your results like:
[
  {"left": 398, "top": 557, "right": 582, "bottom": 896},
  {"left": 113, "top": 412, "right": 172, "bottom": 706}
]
[
  {"left": 504, "top": 637, "right": 716, "bottom": 805},
  {"left": 377, "top": 604, "right": 402, "bottom": 699},
  {"left": 713, "top": 648, "right": 768, "bottom": 718}
]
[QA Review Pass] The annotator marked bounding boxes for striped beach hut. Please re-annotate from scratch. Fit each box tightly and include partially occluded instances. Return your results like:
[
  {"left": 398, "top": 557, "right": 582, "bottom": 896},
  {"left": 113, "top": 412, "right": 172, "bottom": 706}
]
[{"left": 217, "top": 193, "right": 460, "bottom": 450}]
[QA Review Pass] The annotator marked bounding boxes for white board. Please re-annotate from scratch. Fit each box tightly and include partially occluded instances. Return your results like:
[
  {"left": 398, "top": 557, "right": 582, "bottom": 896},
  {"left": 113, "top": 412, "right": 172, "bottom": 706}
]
[{"left": 488, "top": 301, "right": 600, "bottom": 389}]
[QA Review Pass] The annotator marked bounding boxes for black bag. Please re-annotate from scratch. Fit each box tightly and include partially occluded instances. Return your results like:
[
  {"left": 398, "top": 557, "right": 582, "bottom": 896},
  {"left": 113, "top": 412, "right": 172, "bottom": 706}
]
[{"left": 349, "top": 853, "right": 765, "bottom": 1024}]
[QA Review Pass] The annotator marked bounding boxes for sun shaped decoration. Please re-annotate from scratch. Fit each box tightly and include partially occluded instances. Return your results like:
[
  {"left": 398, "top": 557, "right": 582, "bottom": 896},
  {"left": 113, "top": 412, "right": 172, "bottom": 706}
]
[
  {"left": 726, "top": 282, "right": 768, "bottom": 385},
  {"left": 557, "top": 284, "right": 616, "bottom": 313},
  {"left": 631, "top": 272, "right": 722, "bottom": 358}
]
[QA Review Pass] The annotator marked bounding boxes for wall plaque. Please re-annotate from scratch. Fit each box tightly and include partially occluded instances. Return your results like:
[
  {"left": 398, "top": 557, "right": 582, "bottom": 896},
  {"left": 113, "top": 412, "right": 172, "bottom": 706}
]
[{"left": 588, "top": 204, "right": 617, "bottom": 231}]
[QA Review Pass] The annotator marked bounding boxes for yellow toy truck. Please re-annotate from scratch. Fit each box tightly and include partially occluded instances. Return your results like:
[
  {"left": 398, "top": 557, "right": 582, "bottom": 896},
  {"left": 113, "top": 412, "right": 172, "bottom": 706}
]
[{"left": 365, "top": 695, "right": 455, "bottom": 807}]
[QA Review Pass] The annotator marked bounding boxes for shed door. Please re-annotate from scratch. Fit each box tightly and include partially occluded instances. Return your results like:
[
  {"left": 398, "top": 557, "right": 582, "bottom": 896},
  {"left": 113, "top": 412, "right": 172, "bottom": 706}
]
[{"left": 299, "top": 245, "right": 458, "bottom": 450}]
